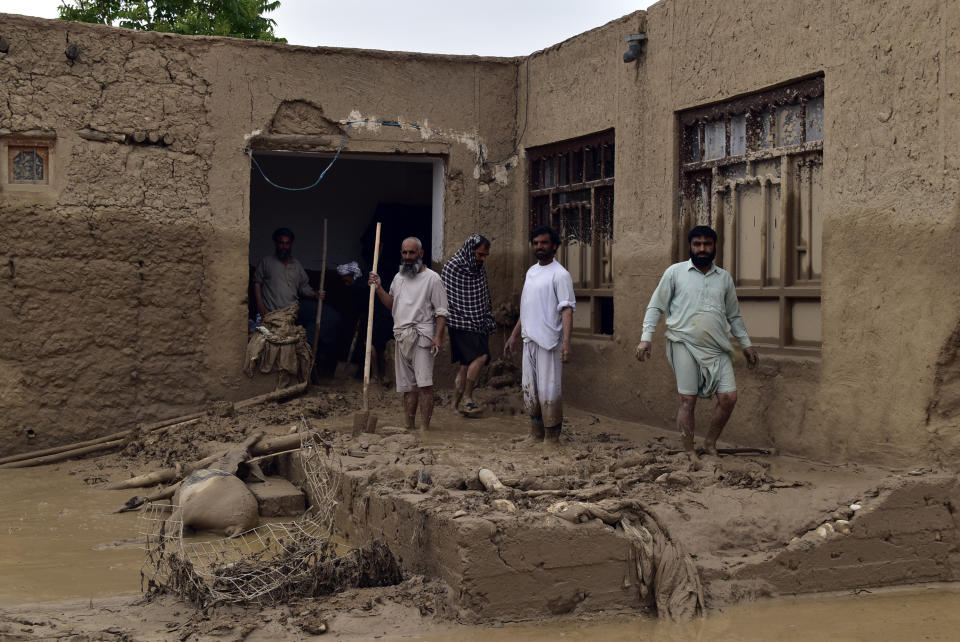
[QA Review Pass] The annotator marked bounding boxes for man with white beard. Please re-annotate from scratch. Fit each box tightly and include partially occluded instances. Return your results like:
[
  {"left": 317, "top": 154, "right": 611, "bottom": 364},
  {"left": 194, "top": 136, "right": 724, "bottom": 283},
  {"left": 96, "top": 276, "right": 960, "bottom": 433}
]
[{"left": 369, "top": 237, "right": 448, "bottom": 430}]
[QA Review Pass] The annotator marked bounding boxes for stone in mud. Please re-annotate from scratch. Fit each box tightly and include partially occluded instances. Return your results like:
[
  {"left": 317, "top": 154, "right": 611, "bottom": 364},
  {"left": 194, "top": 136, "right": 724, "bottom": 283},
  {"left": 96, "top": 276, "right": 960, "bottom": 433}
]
[
  {"left": 422, "top": 465, "right": 467, "bottom": 489},
  {"left": 172, "top": 469, "right": 260, "bottom": 537},
  {"left": 377, "top": 425, "right": 407, "bottom": 436}
]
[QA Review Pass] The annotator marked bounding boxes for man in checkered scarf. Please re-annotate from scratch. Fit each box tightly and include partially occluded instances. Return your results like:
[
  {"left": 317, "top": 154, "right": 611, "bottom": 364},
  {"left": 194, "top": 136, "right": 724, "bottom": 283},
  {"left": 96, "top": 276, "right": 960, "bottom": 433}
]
[{"left": 441, "top": 234, "right": 494, "bottom": 414}]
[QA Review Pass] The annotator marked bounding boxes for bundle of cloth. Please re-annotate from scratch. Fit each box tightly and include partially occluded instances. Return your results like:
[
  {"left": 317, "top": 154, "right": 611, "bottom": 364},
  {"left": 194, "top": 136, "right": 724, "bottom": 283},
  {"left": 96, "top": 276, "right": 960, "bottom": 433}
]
[{"left": 244, "top": 305, "right": 312, "bottom": 384}]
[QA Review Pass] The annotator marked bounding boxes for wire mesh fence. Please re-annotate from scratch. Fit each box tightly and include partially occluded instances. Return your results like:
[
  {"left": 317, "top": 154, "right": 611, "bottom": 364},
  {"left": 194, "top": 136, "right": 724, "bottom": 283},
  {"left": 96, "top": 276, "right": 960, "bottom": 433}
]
[{"left": 140, "top": 419, "right": 347, "bottom": 606}]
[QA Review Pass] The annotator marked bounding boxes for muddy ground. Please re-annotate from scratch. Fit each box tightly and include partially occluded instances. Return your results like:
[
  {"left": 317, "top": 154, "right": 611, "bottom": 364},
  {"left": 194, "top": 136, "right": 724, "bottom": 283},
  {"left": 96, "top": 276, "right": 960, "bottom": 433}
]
[{"left": 1, "top": 378, "right": 957, "bottom": 640}]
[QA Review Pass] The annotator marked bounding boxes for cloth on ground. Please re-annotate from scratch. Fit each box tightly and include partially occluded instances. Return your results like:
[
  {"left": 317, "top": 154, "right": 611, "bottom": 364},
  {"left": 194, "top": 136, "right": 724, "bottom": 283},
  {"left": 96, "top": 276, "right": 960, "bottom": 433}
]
[
  {"left": 548, "top": 498, "right": 705, "bottom": 622},
  {"left": 244, "top": 305, "right": 311, "bottom": 382}
]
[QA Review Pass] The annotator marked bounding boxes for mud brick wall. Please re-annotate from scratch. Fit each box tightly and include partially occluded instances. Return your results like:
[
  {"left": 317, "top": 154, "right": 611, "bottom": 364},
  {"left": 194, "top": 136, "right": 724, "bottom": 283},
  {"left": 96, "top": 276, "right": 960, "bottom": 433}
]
[
  {"left": 735, "top": 475, "right": 960, "bottom": 593},
  {"left": 3, "top": 0, "right": 959, "bottom": 467},
  {"left": 0, "top": 19, "right": 215, "bottom": 452},
  {"left": 318, "top": 464, "right": 642, "bottom": 622},
  {"left": 0, "top": 14, "right": 519, "bottom": 456},
  {"left": 513, "top": 1, "right": 960, "bottom": 467}
]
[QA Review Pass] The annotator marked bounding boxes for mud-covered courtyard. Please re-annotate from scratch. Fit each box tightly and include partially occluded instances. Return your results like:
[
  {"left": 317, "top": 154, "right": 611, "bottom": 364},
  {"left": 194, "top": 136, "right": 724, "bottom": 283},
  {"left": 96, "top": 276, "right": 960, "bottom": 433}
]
[{"left": 2, "top": 380, "right": 959, "bottom": 640}]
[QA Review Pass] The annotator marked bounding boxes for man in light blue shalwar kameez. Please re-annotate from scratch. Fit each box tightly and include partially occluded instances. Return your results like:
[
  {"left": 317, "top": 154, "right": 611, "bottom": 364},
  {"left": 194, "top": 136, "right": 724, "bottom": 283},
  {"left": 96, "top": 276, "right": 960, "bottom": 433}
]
[{"left": 636, "top": 225, "right": 759, "bottom": 460}]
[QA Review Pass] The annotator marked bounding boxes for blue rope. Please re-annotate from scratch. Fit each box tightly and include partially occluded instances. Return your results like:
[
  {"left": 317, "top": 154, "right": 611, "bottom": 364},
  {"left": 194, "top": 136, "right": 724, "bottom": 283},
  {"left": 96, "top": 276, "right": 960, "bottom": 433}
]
[
  {"left": 247, "top": 124, "right": 351, "bottom": 192},
  {"left": 246, "top": 117, "right": 457, "bottom": 191}
]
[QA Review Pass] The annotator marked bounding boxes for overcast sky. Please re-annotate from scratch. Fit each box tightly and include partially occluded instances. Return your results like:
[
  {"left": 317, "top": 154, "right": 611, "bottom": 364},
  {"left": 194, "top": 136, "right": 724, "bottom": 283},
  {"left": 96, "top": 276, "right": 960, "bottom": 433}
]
[{"left": 1, "top": 0, "right": 655, "bottom": 56}]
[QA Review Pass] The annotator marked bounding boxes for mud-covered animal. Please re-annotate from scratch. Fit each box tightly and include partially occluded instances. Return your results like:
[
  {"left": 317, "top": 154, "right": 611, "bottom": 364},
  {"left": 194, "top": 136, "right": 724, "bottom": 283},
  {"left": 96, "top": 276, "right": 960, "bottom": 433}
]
[{"left": 171, "top": 469, "right": 260, "bottom": 537}]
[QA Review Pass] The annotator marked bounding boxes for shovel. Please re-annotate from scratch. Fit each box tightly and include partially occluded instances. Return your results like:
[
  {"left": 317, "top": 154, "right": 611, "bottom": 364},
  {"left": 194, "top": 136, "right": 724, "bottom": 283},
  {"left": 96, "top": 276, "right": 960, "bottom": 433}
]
[{"left": 353, "top": 221, "right": 381, "bottom": 436}]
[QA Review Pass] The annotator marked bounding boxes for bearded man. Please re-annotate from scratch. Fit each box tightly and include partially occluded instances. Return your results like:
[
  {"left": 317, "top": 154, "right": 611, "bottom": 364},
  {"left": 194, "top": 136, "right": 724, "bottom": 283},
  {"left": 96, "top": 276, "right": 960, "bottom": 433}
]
[
  {"left": 252, "top": 227, "right": 320, "bottom": 317},
  {"left": 504, "top": 225, "right": 575, "bottom": 446},
  {"left": 635, "top": 225, "right": 759, "bottom": 460},
  {"left": 441, "top": 234, "right": 494, "bottom": 415},
  {"left": 369, "top": 237, "right": 448, "bottom": 430}
]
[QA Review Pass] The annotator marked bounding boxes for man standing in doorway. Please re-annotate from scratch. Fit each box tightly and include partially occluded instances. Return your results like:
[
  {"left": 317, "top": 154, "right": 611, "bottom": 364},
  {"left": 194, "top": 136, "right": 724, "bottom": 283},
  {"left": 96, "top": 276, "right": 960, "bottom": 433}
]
[
  {"left": 252, "top": 227, "right": 320, "bottom": 317},
  {"left": 504, "top": 226, "right": 575, "bottom": 446},
  {"left": 635, "top": 225, "right": 759, "bottom": 460},
  {"left": 442, "top": 234, "right": 494, "bottom": 416},
  {"left": 369, "top": 237, "right": 448, "bottom": 430}
]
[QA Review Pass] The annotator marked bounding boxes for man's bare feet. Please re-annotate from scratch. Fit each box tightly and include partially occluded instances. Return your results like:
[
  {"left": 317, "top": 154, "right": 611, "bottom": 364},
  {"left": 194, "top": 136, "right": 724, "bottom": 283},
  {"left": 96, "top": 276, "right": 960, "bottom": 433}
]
[
  {"left": 453, "top": 373, "right": 464, "bottom": 411},
  {"left": 543, "top": 425, "right": 561, "bottom": 449}
]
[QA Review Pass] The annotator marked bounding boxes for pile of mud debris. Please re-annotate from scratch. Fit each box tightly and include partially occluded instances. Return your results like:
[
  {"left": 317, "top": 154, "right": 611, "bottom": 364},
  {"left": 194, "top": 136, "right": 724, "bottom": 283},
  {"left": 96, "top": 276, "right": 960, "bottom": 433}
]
[{"left": 2, "top": 380, "right": 958, "bottom": 639}]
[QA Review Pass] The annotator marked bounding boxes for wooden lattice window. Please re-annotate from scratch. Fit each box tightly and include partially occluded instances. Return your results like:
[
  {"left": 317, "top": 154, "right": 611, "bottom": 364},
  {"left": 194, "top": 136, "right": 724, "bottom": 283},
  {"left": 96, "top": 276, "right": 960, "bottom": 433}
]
[
  {"left": 7, "top": 141, "right": 51, "bottom": 185},
  {"left": 678, "top": 77, "right": 823, "bottom": 353},
  {"left": 528, "top": 130, "right": 615, "bottom": 335}
]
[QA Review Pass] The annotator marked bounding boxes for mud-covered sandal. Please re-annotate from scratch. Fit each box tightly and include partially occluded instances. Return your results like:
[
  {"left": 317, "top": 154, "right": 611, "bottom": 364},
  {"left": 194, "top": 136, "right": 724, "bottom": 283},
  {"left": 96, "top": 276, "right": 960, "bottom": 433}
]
[{"left": 460, "top": 401, "right": 483, "bottom": 417}]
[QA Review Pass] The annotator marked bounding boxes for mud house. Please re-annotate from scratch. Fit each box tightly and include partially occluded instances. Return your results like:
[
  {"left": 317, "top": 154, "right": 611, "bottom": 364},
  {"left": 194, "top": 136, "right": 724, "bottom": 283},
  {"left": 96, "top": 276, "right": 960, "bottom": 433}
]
[{"left": 1, "top": 0, "right": 957, "bottom": 467}]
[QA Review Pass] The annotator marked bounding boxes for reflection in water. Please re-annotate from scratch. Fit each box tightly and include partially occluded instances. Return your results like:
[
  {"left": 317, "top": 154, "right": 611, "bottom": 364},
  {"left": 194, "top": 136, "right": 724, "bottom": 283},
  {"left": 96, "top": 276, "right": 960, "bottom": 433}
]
[
  {"left": 414, "top": 585, "right": 960, "bottom": 642},
  {"left": 0, "top": 466, "right": 144, "bottom": 604},
  {"left": 3, "top": 452, "right": 959, "bottom": 642}
]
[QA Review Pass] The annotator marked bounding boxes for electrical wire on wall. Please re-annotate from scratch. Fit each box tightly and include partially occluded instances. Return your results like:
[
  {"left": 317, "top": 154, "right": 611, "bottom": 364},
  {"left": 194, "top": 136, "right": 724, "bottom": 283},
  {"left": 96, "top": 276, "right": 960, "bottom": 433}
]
[
  {"left": 482, "top": 56, "right": 530, "bottom": 167},
  {"left": 245, "top": 115, "right": 463, "bottom": 191},
  {"left": 245, "top": 124, "right": 352, "bottom": 192},
  {"left": 245, "top": 105, "right": 521, "bottom": 191}
]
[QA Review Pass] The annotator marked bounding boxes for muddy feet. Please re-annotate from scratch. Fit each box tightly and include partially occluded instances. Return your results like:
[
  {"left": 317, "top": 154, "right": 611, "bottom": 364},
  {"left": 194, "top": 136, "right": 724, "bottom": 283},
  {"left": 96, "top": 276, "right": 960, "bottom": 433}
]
[
  {"left": 458, "top": 399, "right": 483, "bottom": 418},
  {"left": 519, "top": 416, "right": 546, "bottom": 444},
  {"left": 453, "top": 373, "right": 464, "bottom": 411},
  {"left": 543, "top": 425, "right": 562, "bottom": 450}
]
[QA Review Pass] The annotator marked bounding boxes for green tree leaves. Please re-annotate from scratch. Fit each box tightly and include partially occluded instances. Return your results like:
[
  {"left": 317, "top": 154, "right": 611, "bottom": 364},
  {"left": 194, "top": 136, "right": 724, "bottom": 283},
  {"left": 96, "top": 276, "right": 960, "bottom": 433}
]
[{"left": 57, "top": 0, "right": 287, "bottom": 42}]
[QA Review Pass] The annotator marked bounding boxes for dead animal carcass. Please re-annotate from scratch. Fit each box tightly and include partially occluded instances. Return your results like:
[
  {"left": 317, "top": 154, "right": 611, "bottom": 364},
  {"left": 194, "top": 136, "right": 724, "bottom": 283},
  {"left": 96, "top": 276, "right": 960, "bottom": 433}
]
[{"left": 171, "top": 469, "right": 259, "bottom": 537}]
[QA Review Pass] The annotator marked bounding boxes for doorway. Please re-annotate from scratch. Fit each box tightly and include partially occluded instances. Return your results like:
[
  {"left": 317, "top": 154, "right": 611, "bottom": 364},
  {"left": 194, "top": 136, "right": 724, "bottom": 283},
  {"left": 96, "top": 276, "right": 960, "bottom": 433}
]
[{"left": 248, "top": 152, "right": 444, "bottom": 378}]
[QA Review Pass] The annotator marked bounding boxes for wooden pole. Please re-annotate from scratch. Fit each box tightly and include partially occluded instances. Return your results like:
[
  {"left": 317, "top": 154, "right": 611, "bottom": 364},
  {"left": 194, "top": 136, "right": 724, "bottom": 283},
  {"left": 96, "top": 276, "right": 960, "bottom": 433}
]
[
  {"left": 1, "top": 384, "right": 307, "bottom": 469},
  {"left": 0, "top": 418, "right": 200, "bottom": 467},
  {"left": 309, "top": 218, "right": 329, "bottom": 378},
  {"left": 363, "top": 222, "right": 382, "bottom": 412},
  {"left": 0, "top": 439, "right": 126, "bottom": 469},
  {"left": 353, "top": 223, "right": 381, "bottom": 436}
]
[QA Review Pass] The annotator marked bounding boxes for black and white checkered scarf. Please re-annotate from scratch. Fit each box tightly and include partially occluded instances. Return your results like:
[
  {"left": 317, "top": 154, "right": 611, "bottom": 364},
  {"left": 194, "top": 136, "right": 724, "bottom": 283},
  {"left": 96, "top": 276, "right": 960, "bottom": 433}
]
[{"left": 441, "top": 234, "right": 495, "bottom": 334}]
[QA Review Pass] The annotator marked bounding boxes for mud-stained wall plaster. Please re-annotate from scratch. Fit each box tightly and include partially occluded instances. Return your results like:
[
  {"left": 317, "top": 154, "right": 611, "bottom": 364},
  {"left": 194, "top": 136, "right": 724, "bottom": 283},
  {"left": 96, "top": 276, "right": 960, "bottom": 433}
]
[{"left": 1, "top": 0, "right": 958, "bottom": 469}]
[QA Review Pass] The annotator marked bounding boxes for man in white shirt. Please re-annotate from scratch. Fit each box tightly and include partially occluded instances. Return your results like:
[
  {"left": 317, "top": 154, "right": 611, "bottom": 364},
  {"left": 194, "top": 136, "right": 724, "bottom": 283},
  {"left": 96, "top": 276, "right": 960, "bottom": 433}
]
[
  {"left": 505, "top": 226, "right": 575, "bottom": 446},
  {"left": 370, "top": 237, "right": 448, "bottom": 430},
  {"left": 635, "top": 225, "right": 759, "bottom": 460}
]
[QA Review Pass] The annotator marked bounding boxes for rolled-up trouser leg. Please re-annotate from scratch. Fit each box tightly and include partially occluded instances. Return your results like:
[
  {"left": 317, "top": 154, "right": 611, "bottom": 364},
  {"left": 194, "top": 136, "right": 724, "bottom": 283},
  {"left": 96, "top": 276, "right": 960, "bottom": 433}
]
[{"left": 522, "top": 341, "right": 563, "bottom": 427}]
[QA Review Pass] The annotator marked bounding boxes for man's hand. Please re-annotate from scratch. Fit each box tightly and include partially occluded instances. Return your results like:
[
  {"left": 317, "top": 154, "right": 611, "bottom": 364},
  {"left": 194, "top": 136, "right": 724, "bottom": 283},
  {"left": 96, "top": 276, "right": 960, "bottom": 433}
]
[
  {"left": 310, "top": 290, "right": 325, "bottom": 301},
  {"left": 635, "top": 341, "right": 652, "bottom": 362},
  {"left": 743, "top": 346, "right": 759, "bottom": 369},
  {"left": 431, "top": 336, "right": 442, "bottom": 357},
  {"left": 504, "top": 334, "right": 519, "bottom": 358},
  {"left": 368, "top": 272, "right": 380, "bottom": 288},
  {"left": 561, "top": 339, "right": 572, "bottom": 363}
]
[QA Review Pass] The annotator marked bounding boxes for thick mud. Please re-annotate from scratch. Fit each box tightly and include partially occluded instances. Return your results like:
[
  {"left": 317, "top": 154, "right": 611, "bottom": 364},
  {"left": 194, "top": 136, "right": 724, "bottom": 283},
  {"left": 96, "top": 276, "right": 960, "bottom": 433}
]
[{"left": 1, "top": 381, "right": 958, "bottom": 640}]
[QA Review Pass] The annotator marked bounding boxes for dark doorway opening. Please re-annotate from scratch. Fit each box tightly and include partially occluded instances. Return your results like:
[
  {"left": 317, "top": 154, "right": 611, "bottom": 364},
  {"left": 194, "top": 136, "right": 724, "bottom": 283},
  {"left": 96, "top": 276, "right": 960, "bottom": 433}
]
[{"left": 249, "top": 153, "right": 439, "bottom": 379}]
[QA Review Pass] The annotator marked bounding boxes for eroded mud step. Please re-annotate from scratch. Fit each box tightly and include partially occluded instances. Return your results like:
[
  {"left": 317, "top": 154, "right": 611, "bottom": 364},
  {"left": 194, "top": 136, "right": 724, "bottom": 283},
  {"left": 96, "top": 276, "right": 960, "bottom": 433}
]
[
  {"left": 248, "top": 476, "right": 306, "bottom": 517},
  {"left": 281, "top": 419, "right": 960, "bottom": 621}
]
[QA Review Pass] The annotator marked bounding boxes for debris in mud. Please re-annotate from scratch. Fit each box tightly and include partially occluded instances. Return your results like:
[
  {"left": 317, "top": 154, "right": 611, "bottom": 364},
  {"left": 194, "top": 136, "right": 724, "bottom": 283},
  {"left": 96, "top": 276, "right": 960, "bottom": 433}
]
[{"left": 138, "top": 422, "right": 396, "bottom": 607}]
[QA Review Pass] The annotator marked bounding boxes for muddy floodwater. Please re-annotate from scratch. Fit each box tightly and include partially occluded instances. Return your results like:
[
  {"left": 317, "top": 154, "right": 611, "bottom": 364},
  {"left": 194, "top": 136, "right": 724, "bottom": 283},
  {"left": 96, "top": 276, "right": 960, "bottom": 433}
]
[
  {"left": 3, "top": 462, "right": 960, "bottom": 641},
  {"left": 407, "top": 585, "right": 960, "bottom": 641},
  {"left": 0, "top": 465, "right": 144, "bottom": 604},
  {"left": 2, "top": 393, "right": 959, "bottom": 642}
]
